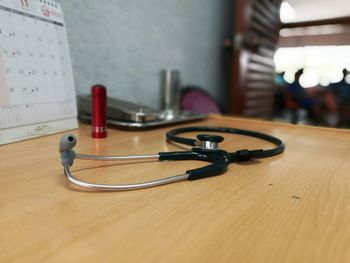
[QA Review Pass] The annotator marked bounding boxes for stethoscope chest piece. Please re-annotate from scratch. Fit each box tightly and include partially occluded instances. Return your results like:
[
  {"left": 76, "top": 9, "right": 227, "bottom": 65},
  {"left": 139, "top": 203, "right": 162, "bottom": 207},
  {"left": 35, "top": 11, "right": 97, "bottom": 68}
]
[{"left": 195, "top": 134, "right": 224, "bottom": 150}]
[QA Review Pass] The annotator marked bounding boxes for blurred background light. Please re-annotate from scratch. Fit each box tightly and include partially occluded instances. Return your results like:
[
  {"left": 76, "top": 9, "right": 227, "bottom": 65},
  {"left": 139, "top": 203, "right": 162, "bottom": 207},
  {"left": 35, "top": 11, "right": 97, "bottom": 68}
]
[
  {"left": 274, "top": 45, "right": 350, "bottom": 87},
  {"left": 280, "top": 2, "right": 296, "bottom": 23}
]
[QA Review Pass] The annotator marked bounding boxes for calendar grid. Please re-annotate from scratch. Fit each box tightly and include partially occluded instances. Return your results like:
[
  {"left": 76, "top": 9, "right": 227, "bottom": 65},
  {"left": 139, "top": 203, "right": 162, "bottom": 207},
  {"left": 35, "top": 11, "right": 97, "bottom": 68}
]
[{"left": 0, "top": 0, "right": 77, "bottom": 144}]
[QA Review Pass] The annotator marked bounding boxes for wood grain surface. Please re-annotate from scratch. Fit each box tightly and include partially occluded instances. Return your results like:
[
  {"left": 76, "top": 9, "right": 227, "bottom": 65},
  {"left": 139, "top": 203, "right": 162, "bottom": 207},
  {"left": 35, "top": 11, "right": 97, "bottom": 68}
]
[{"left": 1, "top": 116, "right": 350, "bottom": 263}]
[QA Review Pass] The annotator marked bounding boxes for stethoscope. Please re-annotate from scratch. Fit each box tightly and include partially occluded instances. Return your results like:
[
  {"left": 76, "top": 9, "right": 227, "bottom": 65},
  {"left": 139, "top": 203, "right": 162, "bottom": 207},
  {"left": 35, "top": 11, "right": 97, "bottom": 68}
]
[{"left": 59, "top": 126, "right": 285, "bottom": 191}]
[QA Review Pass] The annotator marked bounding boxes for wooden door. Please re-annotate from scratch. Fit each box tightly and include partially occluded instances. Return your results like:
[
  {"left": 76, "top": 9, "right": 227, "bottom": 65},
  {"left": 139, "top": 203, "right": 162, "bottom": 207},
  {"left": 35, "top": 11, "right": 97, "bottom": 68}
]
[{"left": 229, "top": 0, "right": 282, "bottom": 119}]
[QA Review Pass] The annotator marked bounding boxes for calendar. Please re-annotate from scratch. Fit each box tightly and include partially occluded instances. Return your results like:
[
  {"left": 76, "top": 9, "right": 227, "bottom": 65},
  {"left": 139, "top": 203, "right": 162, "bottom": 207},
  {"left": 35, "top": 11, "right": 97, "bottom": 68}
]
[{"left": 0, "top": 0, "right": 77, "bottom": 145}]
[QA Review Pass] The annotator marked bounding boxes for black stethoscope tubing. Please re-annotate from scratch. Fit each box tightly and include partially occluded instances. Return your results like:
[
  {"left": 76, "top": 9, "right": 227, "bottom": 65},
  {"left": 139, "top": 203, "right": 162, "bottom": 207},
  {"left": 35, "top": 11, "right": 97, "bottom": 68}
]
[
  {"left": 166, "top": 126, "right": 285, "bottom": 160},
  {"left": 156, "top": 126, "right": 285, "bottom": 181}
]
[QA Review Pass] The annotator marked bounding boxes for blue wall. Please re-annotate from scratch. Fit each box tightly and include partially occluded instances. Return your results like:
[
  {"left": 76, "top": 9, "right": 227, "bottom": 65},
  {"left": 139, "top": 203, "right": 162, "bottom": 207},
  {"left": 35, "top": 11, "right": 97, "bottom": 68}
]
[{"left": 58, "top": 0, "right": 233, "bottom": 110}]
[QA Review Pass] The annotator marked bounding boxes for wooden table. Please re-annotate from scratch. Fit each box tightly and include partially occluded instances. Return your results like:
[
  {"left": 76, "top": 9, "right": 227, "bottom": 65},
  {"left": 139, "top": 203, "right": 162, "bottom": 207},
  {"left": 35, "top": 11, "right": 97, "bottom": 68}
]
[{"left": 1, "top": 115, "right": 350, "bottom": 262}]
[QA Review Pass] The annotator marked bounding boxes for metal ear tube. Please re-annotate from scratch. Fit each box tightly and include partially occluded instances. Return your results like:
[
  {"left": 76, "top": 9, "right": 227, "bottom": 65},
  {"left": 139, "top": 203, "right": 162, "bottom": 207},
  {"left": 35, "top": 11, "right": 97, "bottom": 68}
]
[{"left": 58, "top": 126, "right": 285, "bottom": 191}]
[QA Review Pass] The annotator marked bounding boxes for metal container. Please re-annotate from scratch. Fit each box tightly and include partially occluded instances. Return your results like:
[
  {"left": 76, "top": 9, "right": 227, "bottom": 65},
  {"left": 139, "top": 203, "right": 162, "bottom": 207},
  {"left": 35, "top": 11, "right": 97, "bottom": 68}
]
[{"left": 160, "top": 70, "right": 180, "bottom": 114}]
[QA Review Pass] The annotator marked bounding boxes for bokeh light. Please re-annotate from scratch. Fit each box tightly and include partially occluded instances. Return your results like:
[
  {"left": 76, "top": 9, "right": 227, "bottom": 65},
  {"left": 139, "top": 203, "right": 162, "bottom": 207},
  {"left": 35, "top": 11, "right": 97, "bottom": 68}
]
[
  {"left": 280, "top": 2, "right": 296, "bottom": 23},
  {"left": 274, "top": 46, "right": 350, "bottom": 88}
]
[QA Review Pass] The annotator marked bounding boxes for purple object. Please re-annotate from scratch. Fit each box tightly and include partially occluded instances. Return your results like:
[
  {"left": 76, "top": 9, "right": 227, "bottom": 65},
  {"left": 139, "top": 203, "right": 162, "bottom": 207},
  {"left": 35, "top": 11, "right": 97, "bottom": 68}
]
[{"left": 180, "top": 88, "right": 221, "bottom": 114}]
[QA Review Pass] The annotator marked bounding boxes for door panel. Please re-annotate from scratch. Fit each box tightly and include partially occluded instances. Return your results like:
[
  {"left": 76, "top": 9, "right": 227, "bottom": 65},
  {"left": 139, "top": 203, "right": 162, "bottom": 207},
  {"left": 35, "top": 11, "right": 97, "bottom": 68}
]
[{"left": 230, "top": 0, "right": 282, "bottom": 119}]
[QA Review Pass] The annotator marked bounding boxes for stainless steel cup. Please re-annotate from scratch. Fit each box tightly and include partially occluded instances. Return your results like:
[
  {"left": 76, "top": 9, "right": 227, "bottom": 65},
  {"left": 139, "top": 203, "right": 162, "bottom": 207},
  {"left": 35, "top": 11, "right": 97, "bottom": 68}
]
[{"left": 160, "top": 70, "right": 180, "bottom": 115}]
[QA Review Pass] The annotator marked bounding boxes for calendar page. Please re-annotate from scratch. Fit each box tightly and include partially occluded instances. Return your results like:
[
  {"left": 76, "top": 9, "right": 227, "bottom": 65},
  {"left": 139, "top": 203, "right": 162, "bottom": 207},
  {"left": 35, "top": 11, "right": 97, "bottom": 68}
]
[{"left": 0, "top": 0, "right": 77, "bottom": 145}]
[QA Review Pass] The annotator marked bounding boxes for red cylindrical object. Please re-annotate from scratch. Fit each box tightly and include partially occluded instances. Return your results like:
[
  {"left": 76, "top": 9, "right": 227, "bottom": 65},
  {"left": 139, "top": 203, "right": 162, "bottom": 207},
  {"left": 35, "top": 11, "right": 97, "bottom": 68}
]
[{"left": 91, "top": 85, "right": 107, "bottom": 138}]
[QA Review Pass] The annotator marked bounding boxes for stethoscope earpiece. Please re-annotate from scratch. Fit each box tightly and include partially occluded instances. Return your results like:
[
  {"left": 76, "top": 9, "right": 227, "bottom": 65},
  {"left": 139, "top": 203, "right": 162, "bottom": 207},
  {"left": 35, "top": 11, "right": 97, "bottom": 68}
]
[
  {"left": 59, "top": 134, "right": 77, "bottom": 166},
  {"left": 59, "top": 134, "right": 77, "bottom": 152}
]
